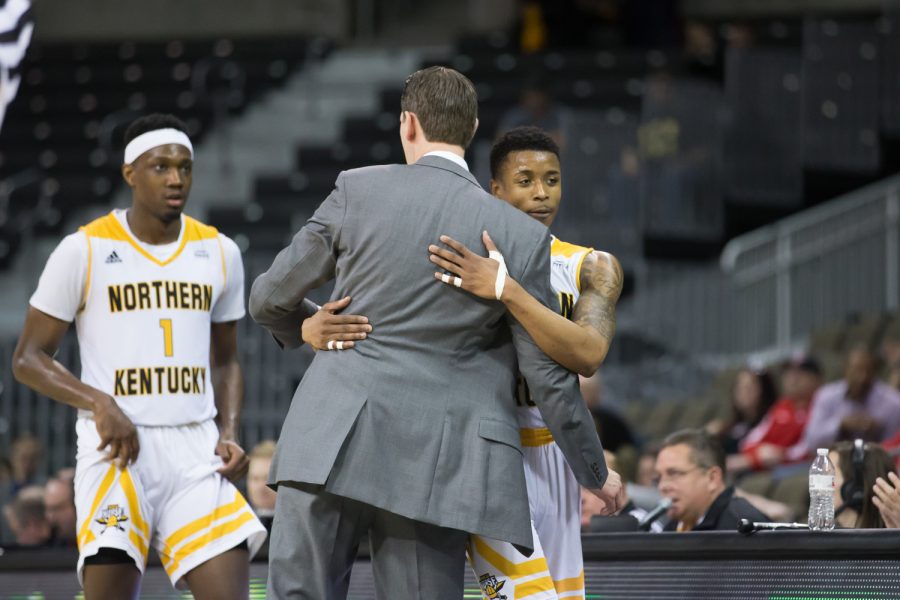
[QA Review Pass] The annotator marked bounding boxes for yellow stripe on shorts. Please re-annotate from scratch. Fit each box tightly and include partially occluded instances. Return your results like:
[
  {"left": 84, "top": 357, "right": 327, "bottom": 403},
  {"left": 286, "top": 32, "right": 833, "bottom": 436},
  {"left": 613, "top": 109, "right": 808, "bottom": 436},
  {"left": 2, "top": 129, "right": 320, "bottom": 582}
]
[
  {"left": 120, "top": 468, "right": 150, "bottom": 559},
  {"left": 555, "top": 569, "right": 585, "bottom": 593},
  {"left": 515, "top": 574, "right": 557, "bottom": 599},
  {"left": 471, "top": 536, "right": 548, "bottom": 579},
  {"left": 161, "top": 492, "right": 248, "bottom": 556},
  {"left": 520, "top": 427, "right": 554, "bottom": 447},
  {"left": 164, "top": 511, "right": 256, "bottom": 577},
  {"left": 77, "top": 464, "right": 117, "bottom": 549}
]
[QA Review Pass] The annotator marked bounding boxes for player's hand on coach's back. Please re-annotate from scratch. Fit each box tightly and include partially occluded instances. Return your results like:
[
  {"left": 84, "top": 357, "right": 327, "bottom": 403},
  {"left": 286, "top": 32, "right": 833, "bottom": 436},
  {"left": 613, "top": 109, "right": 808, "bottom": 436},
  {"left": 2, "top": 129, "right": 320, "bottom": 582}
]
[
  {"left": 93, "top": 394, "right": 140, "bottom": 467},
  {"left": 301, "top": 296, "right": 372, "bottom": 351},
  {"left": 588, "top": 469, "right": 625, "bottom": 515}
]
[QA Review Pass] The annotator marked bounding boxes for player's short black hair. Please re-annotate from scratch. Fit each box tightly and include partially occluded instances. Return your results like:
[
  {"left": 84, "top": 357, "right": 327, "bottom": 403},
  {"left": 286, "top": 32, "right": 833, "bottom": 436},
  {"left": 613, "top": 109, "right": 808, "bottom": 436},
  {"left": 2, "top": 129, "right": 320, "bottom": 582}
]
[
  {"left": 123, "top": 113, "right": 189, "bottom": 146},
  {"left": 490, "top": 126, "right": 560, "bottom": 180}
]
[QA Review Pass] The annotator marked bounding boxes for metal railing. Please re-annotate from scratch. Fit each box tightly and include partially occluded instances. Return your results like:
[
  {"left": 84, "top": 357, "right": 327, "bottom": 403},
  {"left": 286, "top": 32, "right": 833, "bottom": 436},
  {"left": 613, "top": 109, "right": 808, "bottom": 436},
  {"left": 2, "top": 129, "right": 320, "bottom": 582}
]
[
  {"left": 618, "top": 173, "right": 900, "bottom": 357},
  {"left": 721, "top": 172, "right": 900, "bottom": 352}
]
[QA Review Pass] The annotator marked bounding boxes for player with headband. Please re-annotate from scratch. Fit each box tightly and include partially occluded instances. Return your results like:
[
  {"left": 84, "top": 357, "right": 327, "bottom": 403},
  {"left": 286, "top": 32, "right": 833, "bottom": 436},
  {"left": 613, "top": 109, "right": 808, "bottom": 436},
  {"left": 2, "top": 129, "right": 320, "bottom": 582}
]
[{"left": 13, "top": 113, "right": 265, "bottom": 599}]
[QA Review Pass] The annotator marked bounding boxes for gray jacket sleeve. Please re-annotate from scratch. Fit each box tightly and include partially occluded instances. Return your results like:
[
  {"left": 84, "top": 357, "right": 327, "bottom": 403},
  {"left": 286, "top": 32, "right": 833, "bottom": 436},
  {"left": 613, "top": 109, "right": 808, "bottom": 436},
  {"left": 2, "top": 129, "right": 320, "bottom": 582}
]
[
  {"left": 508, "top": 233, "right": 609, "bottom": 489},
  {"left": 249, "top": 173, "right": 347, "bottom": 349}
]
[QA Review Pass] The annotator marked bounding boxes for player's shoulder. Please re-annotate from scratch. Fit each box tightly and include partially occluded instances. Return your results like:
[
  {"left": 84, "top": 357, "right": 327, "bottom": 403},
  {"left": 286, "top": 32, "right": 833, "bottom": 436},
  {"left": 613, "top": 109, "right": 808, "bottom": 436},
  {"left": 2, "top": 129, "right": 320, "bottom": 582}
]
[
  {"left": 577, "top": 248, "right": 622, "bottom": 293},
  {"left": 53, "top": 228, "right": 90, "bottom": 256},
  {"left": 79, "top": 211, "right": 122, "bottom": 239},
  {"left": 181, "top": 214, "right": 220, "bottom": 241},
  {"left": 551, "top": 236, "right": 593, "bottom": 258}
]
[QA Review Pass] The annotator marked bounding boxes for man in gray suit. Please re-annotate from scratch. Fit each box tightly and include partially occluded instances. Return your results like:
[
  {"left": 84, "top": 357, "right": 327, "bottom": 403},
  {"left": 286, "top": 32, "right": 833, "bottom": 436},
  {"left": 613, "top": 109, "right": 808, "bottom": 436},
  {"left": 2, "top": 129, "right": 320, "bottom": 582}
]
[{"left": 249, "top": 66, "right": 623, "bottom": 599}]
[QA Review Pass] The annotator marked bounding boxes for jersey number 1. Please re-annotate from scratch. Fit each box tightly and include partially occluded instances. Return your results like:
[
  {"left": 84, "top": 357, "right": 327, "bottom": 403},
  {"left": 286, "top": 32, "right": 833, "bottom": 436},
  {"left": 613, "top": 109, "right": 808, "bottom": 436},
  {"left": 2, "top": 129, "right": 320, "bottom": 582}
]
[{"left": 159, "top": 319, "right": 174, "bottom": 357}]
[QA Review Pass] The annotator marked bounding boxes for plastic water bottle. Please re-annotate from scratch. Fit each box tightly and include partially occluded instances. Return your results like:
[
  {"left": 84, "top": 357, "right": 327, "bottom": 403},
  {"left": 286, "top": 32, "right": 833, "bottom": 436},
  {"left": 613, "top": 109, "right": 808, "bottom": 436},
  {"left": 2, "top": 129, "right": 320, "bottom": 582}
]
[{"left": 808, "top": 448, "right": 835, "bottom": 531}]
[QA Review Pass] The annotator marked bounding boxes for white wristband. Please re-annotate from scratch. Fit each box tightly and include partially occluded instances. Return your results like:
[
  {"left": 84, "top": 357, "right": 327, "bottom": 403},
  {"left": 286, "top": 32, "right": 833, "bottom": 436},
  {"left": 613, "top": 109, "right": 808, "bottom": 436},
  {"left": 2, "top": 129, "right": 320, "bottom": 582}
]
[{"left": 488, "top": 250, "right": 508, "bottom": 300}]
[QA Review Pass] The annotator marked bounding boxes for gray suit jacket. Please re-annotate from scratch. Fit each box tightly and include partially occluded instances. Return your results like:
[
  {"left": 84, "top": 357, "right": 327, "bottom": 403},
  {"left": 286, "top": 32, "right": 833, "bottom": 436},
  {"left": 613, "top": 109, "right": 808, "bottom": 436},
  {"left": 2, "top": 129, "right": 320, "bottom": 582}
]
[{"left": 249, "top": 155, "right": 607, "bottom": 550}]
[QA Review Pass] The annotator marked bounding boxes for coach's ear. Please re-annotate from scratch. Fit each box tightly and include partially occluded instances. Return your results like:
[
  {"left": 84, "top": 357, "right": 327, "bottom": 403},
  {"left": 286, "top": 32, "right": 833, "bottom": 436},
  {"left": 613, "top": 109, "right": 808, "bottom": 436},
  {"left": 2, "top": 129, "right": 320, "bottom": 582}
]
[{"left": 121, "top": 162, "right": 135, "bottom": 187}]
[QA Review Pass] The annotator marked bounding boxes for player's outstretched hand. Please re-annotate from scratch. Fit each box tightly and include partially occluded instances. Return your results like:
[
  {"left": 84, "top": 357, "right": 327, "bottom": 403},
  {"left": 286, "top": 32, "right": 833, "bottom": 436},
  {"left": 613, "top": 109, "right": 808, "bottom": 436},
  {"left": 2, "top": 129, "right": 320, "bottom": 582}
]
[
  {"left": 873, "top": 471, "right": 900, "bottom": 528},
  {"left": 216, "top": 439, "right": 250, "bottom": 482},
  {"left": 94, "top": 395, "right": 140, "bottom": 468},
  {"left": 301, "top": 296, "right": 371, "bottom": 351},
  {"left": 429, "top": 232, "right": 507, "bottom": 300},
  {"left": 588, "top": 469, "right": 625, "bottom": 515}
]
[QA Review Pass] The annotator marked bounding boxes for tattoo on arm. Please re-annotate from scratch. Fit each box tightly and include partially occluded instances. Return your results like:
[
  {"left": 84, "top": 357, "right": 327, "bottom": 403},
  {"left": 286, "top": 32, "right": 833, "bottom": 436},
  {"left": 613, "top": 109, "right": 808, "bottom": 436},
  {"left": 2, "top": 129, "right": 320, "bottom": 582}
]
[{"left": 573, "top": 252, "right": 624, "bottom": 343}]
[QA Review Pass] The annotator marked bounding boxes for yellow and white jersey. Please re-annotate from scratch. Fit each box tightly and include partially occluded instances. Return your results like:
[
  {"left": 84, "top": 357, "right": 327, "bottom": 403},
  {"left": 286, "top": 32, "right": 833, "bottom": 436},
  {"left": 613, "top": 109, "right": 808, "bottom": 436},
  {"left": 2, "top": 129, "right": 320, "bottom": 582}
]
[
  {"left": 516, "top": 236, "right": 593, "bottom": 432},
  {"left": 30, "top": 209, "right": 245, "bottom": 426}
]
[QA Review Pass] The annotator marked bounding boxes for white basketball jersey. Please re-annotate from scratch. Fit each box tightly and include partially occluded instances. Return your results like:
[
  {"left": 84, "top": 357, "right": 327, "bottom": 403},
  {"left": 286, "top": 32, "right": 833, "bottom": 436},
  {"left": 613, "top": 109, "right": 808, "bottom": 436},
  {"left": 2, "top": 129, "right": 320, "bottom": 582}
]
[
  {"left": 71, "top": 212, "right": 235, "bottom": 426},
  {"left": 516, "top": 236, "right": 593, "bottom": 430}
]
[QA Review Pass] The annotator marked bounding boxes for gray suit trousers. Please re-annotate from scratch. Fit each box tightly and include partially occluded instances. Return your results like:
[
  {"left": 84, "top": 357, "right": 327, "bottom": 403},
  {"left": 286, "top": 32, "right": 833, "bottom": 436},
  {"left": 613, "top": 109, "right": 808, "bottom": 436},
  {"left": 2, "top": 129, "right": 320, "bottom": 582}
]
[{"left": 267, "top": 483, "right": 468, "bottom": 600}]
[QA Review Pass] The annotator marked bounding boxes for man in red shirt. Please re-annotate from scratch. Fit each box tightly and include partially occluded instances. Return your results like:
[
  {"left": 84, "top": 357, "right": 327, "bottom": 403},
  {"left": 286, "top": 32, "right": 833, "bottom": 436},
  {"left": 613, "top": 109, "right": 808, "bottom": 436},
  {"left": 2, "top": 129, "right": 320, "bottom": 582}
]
[{"left": 727, "top": 356, "right": 822, "bottom": 473}]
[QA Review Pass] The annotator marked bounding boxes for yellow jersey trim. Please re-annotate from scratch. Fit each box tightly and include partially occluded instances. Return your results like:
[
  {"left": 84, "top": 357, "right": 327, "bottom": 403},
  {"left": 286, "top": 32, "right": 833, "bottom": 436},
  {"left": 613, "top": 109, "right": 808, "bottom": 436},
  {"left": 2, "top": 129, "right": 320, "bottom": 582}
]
[
  {"left": 550, "top": 237, "right": 593, "bottom": 293},
  {"left": 520, "top": 427, "right": 554, "bottom": 447},
  {"left": 574, "top": 248, "right": 592, "bottom": 293},
  {"left": 80, "top": 232, "right": 92, "bottom": 313},
  {"left": 81, "top": 212, "right": 219, "bottom": 267},
  {"left": 215, "top": 235, "right": 227, "bottom": 286}
]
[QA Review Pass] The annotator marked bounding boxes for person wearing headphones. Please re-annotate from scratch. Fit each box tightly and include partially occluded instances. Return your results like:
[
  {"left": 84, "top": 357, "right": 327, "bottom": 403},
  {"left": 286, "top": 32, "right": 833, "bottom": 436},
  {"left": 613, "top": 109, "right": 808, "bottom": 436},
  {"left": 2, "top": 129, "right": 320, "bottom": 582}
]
[{"left": 831, "top": 440, "right": 895, "bottom": 528}]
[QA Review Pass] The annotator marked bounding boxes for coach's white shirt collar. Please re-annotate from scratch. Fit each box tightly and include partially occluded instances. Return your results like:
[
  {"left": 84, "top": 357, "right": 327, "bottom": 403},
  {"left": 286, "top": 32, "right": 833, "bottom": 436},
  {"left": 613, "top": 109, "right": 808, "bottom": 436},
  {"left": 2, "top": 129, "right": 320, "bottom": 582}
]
[{"left": 423, "top": 150, "right": 469, "bottom": 172}]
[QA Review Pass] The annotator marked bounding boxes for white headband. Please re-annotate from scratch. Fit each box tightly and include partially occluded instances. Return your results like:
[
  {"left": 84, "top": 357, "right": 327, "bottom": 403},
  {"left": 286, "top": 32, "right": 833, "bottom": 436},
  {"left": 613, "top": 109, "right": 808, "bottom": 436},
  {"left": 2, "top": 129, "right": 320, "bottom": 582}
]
[{"left": 124, "top": 128, "right": 193, "bottom": 164}]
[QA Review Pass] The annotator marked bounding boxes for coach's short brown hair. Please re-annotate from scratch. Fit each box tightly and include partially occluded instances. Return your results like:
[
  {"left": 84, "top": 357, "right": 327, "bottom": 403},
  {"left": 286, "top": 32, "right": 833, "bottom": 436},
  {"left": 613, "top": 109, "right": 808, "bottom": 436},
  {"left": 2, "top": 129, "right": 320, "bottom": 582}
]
[{"left": 400, "top": 66, "right": 478, "bottom": 149}]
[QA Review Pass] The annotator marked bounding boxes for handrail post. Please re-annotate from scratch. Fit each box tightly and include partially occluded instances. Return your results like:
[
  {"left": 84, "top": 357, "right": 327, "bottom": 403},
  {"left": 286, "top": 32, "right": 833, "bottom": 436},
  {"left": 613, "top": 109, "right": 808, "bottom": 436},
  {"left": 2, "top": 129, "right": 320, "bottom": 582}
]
[
  {"left": 776, "top": 231, "right": 792, "bottom": 350},
  {"left": 887, "top": 189, "right": 899, "bottom": 312}
]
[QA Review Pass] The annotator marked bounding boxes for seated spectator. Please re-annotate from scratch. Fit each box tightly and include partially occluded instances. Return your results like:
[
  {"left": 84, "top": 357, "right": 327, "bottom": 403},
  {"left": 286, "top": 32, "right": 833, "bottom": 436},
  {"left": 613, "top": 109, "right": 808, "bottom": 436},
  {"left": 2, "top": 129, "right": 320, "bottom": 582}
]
[
  {"left": 247, "top": 440, "right": 277, "bottom": 521},
  {"left": 873, "top": 470, "right": 900, "bottom": 528},
  {"left": 655, "top": 429, "right": 769, "bottom": 531},
  {"left": 830, "top": 440, "right": 895, "bottom": 529},
  {"left": 3, "top": 488, "right": 52, "bottom": 547},
  {"left": 580, "top": 373, "right": 639, "bottom": 454},
  {"left": 707, "top": 367, "right": 777, "bottom": 455},
  {"left": 787, "top": 346, "right": 900, "bottom": 461},
  {"left": 634, "top": 446, "right": 659, "bottom": 488},
  {"left": 44, "top": 470, "right": 77, "bottom": 546},
  {"left": 8, "top": 434, "right": 43, "bottom": 495},
  {"left": 727, "top": 356, "right": 822, "bottom": 474}
]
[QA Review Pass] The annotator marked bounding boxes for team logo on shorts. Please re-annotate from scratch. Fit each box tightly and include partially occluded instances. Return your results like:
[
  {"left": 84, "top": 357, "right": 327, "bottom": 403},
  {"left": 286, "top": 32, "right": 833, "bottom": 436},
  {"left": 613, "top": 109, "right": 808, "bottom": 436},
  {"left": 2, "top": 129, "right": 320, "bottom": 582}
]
[
  {"left": 95, "top": 504, "right": 129, "bottom": 533},
  {"left": 478, "top": 573, "right": 508, "bottom": 600}
]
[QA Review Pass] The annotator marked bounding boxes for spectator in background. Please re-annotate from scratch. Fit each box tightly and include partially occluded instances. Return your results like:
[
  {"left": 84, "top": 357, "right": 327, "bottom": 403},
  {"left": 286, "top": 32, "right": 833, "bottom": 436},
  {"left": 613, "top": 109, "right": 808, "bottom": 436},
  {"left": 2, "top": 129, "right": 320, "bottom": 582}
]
[
  {"left": 496, "top": 75, "right": 567, "bottom": 147},
  {"left": 707, "top": 367, "right": 777, "bottom": 455},
  {"left": 44, "top": 470, "right": 77, "bottom": 546},
  {"left": 788, "top": 346, "right": 900, "bottom": 461},
  {"left": 873, "top": 471, "right": 900, "bottom": 528},
  {"left": 727, "top": 356, "right": 822, "bottom": 474},
  {"left": 247, "top": 440, "right": 277, "bottom": 522},
  {"left": 3, "top": 488, "right": 52, "bottom": 547},
  {"left": 830, "top": 441, "right": 894, "bottom": 529},
  {"left": 8, "top": 434, "right": 43, "bottom": 495},
  {"left": 634, "top": 446, "right": 659, "bottom": 488},
  {"left": 580, "top": 373, "right": 639, "bottom": 454},
  {"left": 655, "top": 429, "right": 768, "bottom": 531},
  {"left": 880, "top": 330, "right": 900, "bottom": 392}
]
